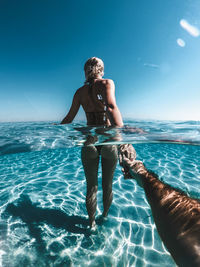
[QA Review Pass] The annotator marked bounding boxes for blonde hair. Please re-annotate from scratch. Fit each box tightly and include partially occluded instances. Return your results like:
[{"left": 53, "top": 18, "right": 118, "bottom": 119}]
[{"left": 84, "top": 57, "right": 104, "bottom": 83}]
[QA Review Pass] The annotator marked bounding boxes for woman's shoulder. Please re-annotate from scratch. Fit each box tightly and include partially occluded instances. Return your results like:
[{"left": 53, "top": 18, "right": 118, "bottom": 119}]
[
  {"left": 97, "top": 78, "right": 115, "bottom": 87},
  {"left": 77, "top": 79, "right": 115, "bottom": 92},
  {"left": 76, "top": 84, "right": 88, "bottom": 94}
]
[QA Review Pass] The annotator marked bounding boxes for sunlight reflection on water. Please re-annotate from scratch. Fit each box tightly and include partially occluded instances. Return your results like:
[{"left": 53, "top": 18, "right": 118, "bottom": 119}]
[{"left": 0, "top": 121, "right": 200, "bottom": 266}]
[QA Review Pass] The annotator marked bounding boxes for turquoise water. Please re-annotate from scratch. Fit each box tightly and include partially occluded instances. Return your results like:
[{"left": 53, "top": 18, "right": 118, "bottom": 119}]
[{"left": 0, "top": 120, "right": 200, "bottom": 267}]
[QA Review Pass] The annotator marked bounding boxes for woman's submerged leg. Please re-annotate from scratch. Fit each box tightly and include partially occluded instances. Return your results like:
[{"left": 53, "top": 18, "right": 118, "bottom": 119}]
[
  {"left": 101, "top": 145, "right": 118, "bottom": 217},
  {"left": 81, "top": 145, "right": 99, "bottom": 228}
]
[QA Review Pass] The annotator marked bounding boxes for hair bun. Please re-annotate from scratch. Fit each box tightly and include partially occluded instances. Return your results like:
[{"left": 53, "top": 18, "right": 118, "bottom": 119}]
[{"left": 84, "top": 57, "right": 104, "bottom": 82}]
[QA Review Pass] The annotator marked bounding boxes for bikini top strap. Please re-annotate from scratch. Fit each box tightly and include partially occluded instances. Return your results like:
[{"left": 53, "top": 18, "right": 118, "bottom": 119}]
[
  {"left": 88, "top": 78, "right": 95, "bottom": 103},
  {"left": 87, "top": 78, "right": 107, "bottom": 113}
]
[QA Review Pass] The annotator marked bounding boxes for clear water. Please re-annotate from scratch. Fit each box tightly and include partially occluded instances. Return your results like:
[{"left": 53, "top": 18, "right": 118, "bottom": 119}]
[{"left": 0, "top": 120, "right": 200, "bottom": 267}]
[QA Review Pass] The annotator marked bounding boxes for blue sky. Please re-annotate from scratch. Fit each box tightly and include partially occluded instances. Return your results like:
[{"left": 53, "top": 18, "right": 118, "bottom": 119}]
[{"left": 0, "top": 0, "right": 200, "bottom": 122}]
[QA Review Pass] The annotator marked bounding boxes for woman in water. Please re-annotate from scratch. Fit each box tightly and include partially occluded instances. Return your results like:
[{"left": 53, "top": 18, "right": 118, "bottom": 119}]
[{"left": 61, "top": 57, "right": 123, "bottom": 228}]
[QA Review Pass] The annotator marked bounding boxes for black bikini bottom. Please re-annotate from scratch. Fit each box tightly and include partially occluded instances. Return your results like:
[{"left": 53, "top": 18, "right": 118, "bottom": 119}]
[{"left": 96, "top": 145, "right": 102, "bottom": 154}]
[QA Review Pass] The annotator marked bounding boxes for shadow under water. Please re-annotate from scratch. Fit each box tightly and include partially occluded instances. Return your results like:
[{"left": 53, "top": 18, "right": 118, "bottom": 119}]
[
  {"left": 5, "top": 195, "right": 91, "bottom": 251},
  {"left": 3, "top": 194, "right": 112, "bottom": 266}
]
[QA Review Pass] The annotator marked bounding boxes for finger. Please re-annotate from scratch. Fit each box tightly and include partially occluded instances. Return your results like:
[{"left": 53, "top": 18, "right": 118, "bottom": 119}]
[{"left": 119, "top": 154, "right": 122, "bottom": 163}]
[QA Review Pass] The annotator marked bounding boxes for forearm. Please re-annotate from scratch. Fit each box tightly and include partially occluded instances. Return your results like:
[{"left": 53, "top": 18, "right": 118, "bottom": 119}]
[
  {"left": 118, "top": 145, "right": 200, "bottom": 266},
  {"left": 140, "top": 170, "right": 200, "bottom": 266},
  {"left": 61, "top": 90, "right": 80, "bottom": 124},
  {"left": 141, "top": 172, "right": 166, "bottom": 200}
]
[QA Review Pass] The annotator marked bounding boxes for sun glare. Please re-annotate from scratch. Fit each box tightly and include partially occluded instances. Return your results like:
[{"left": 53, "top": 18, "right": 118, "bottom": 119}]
[
  {"left": 177, "top": 38, "right": 185, "bottom": 47},
  {"left": 180, "top": 19, "right": 200, "bottom": 37}
]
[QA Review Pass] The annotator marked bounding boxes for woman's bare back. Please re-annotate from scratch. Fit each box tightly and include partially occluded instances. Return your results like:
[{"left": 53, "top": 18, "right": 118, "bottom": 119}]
[
  {"left": 78, "top": 79, "right": 111, "bottom": 126},
  {"left": 61, "top": 78, "right": 123, "bottom": 127}
]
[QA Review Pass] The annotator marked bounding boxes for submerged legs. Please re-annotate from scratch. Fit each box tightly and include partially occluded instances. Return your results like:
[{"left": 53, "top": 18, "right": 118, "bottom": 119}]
[
  {"left": 81, "top": 145, "right": 99, "bottom": 228},
  {"left": 101, "top": 145, "right": 118, "bottom": 217},
  {"left": 81, "top": 144, "right": 118, "bottom": 227}
]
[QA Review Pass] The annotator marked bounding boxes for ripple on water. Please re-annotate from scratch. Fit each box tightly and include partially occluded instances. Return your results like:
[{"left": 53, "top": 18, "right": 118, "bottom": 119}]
[{"left": 0, "top": 143, "right": 200, "bottom": 266}]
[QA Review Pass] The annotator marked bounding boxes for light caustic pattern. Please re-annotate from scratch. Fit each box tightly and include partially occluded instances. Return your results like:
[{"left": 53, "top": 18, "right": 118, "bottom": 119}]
[{"left": 0, "top": 143, "right": 200, "bottom": 267}]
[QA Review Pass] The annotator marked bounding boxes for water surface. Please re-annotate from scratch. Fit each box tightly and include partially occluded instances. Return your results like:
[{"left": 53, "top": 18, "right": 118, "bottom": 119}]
[{"left": 0, "top": 120, "right": 200, "bottom": 267}]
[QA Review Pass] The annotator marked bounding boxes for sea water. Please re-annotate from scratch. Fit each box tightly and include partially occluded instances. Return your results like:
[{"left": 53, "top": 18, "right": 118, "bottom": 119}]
[{"left": 0, "top": 120, "right": 200, "bottom": 267}]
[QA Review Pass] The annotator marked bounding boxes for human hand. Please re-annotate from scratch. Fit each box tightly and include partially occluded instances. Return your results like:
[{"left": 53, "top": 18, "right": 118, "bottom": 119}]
[
  {"left": 118, "top": 144, "right": 136, "bottom": 179},
  {"left": 118, "top": 144, "right": 147, "bottom": 180}
]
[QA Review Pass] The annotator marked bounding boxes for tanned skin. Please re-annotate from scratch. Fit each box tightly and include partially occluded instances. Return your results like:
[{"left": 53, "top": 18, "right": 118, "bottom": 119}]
[
  {"left": 61, "top": 78, "right": 123, "bottom": 229},
  {"left": 119, "top": 147, "right": 200, "bottom": 267},
  {"left": 61, "top": 79, "right": 123, "bottom": 127}
]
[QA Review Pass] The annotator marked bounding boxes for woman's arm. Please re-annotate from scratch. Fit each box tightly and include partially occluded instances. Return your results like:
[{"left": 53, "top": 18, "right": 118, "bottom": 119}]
[
  {"left": 104, "top": 80, "right": 123, "bottom": 127},
  {"left": 61, "top": 90, "right": 80, "bottom": 124}
]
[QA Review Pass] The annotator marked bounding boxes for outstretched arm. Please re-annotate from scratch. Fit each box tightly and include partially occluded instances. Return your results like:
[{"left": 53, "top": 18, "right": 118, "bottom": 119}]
[
  {"left": 104, "top": 80, "right": 123, "bottom": 127},
  {"left": 118, "top": 145, "right": 200, "bottom": 267},
  {"left": 61, "top": 90, "right": 80, "bottom": 124}
]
